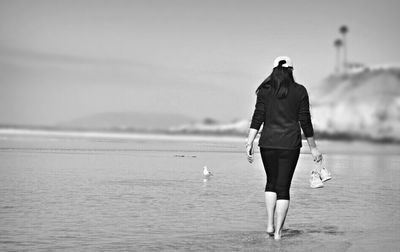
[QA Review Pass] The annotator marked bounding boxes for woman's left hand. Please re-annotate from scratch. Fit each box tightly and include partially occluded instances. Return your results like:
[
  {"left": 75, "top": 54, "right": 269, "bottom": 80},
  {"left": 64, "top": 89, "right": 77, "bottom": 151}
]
[{"left": 246, "top": 143, "right": 254, "bottom": 163}]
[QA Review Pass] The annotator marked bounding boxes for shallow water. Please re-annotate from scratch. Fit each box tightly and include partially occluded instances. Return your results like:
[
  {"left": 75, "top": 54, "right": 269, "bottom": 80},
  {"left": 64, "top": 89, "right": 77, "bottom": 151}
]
[{"left": 0, "top": 136, "right": 399, "bottom": 251}]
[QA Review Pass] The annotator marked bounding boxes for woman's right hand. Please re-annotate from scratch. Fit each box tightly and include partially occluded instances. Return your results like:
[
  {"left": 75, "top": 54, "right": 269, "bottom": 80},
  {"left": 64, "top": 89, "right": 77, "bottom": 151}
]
[
  {"left": 246, "top": 143, "right": 254, "bottom": 163},
  {"left": 311, "top": 147, "right": 323, "bottom": 163}
]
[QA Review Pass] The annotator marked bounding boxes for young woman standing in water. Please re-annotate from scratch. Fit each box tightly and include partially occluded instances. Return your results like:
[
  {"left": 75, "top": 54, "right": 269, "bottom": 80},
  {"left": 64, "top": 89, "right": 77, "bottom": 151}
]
[{"left": 246, "top": 56, "right": 324, "bottom": 240}]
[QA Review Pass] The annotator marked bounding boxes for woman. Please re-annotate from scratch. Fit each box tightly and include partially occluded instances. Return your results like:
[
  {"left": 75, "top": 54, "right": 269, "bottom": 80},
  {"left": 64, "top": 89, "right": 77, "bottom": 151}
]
[{"left": 246, "top": 56, "right": 323, "bottom": 240}]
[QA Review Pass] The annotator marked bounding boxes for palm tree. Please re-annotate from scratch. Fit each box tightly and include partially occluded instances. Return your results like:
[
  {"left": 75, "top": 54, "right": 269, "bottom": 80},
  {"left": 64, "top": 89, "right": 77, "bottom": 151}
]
[
  {"left": 339, "top": 25, "right": 349, "bottom": 71},
  {"left": 334, "top": 39, "right": 343, "bottom": 73}
]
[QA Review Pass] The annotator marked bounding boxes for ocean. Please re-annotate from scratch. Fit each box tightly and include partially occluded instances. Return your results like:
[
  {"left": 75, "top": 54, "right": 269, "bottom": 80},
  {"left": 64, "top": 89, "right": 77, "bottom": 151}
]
[{"left": 0, "top": 130, "right": 399, "bottom": 251}]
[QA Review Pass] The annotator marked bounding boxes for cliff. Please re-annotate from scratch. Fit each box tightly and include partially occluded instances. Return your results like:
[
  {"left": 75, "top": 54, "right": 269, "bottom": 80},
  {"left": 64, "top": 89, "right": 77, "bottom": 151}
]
[{"left": 310, "top": 67, "right": 400, "bottom": 141}]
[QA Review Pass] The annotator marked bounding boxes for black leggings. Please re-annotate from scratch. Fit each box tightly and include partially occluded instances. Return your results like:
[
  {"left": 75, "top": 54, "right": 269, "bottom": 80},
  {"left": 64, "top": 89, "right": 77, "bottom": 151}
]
[{"left": 260, "top": 148, "right": 300, "bottom": 200}]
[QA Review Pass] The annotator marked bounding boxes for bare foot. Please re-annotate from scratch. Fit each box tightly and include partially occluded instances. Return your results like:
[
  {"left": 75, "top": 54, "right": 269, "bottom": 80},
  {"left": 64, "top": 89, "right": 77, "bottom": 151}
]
[
  {"left": 274, "top": 231, "right": 282, "bottom": 240},
  {"left": 266, "top": 227, "right": 274, "bottom": 237}
]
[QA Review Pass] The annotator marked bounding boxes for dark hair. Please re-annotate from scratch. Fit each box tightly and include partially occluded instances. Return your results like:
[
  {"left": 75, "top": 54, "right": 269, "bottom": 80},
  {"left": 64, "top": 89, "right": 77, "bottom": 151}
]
[{"left": 256, "top": 61, "right": 295, "bottom": 98}]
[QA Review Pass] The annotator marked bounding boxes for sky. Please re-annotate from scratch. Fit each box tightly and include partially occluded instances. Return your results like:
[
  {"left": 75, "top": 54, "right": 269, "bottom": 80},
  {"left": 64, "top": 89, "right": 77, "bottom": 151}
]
[{"left": 0, "top": 0, "right": 399, "bottom": 126}]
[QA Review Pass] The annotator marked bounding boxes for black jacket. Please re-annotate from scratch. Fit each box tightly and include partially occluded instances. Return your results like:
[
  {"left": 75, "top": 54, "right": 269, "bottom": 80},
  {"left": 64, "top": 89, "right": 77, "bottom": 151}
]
[{"left": 250, "top": 83, "right": 314, "bottom": 149}]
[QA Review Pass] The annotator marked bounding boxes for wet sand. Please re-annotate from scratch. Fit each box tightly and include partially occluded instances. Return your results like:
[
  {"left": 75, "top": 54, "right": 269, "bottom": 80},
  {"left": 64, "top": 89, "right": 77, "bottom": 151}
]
[{"left": 0, "top": 133, "right": 399, "bottom": 251}]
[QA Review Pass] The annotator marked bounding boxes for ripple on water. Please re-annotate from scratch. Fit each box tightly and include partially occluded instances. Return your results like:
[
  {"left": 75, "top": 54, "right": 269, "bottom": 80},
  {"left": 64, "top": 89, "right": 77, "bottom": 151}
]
[{"left": 142, "top": 229, "right": 352, "bottom": 251}]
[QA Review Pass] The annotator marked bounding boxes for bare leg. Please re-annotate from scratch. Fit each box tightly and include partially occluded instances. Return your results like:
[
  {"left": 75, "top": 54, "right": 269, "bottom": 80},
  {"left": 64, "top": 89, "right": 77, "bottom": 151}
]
[
  {"left": 264, "top": 191, "right": 277, "bottom": 234},
  {"left": 274, "top": 199, "right": 290, "bottom": 240}
]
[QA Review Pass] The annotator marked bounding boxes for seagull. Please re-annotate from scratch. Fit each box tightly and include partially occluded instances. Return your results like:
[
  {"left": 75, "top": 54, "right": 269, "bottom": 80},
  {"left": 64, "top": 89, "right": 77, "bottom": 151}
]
[{"left": 203, "top": 166, "right": 213, "bottom": 177}]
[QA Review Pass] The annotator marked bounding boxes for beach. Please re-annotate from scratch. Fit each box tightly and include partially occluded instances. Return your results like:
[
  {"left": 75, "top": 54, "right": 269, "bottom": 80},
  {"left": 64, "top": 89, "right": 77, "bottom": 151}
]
[{"left": 0, "top": 131, "right": 399, "bottom": 251}]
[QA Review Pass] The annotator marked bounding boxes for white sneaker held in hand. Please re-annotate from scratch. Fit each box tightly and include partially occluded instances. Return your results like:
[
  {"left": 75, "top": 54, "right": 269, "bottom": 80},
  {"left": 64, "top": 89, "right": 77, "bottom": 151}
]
[
  {"left": 310, "top": 171, "right": 324, "bottom": 189},
  {"left": 319, "top": 166, "right": 332, "bottom": 182},
  {"left": 314, "top": 159, "right": 332, "bottom": 182}
]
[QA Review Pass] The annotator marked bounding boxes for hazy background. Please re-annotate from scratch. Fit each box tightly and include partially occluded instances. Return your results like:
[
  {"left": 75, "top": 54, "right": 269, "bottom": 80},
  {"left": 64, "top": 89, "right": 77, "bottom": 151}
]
[{"left": 0, "top": 0, "right": 399, "bottom": 140}]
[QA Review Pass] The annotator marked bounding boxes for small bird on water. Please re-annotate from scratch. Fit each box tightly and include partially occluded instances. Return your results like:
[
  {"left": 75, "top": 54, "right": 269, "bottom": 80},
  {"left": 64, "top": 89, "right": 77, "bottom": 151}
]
[{"left": 203, "top": 166, "right": 213, "bottom": 177}]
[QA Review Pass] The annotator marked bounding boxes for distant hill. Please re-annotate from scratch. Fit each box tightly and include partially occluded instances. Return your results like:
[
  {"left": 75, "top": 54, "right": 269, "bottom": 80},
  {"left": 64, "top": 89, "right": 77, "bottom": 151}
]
[
  {"left": 59, "top": 112, "right": 196, "bottom": 131},
  {"left": 310, "top": 67, "right": 400, "bottom": 141}
]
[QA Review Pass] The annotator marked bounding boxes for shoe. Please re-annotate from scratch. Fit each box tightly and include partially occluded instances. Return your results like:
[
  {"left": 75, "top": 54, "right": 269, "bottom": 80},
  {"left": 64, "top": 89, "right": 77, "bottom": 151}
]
[
  {"left": 310, "top": 171, "right": 324, "bottom": 189},
  {"left": 319, "top": 166, "right": 332, "bottom": 182}
]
